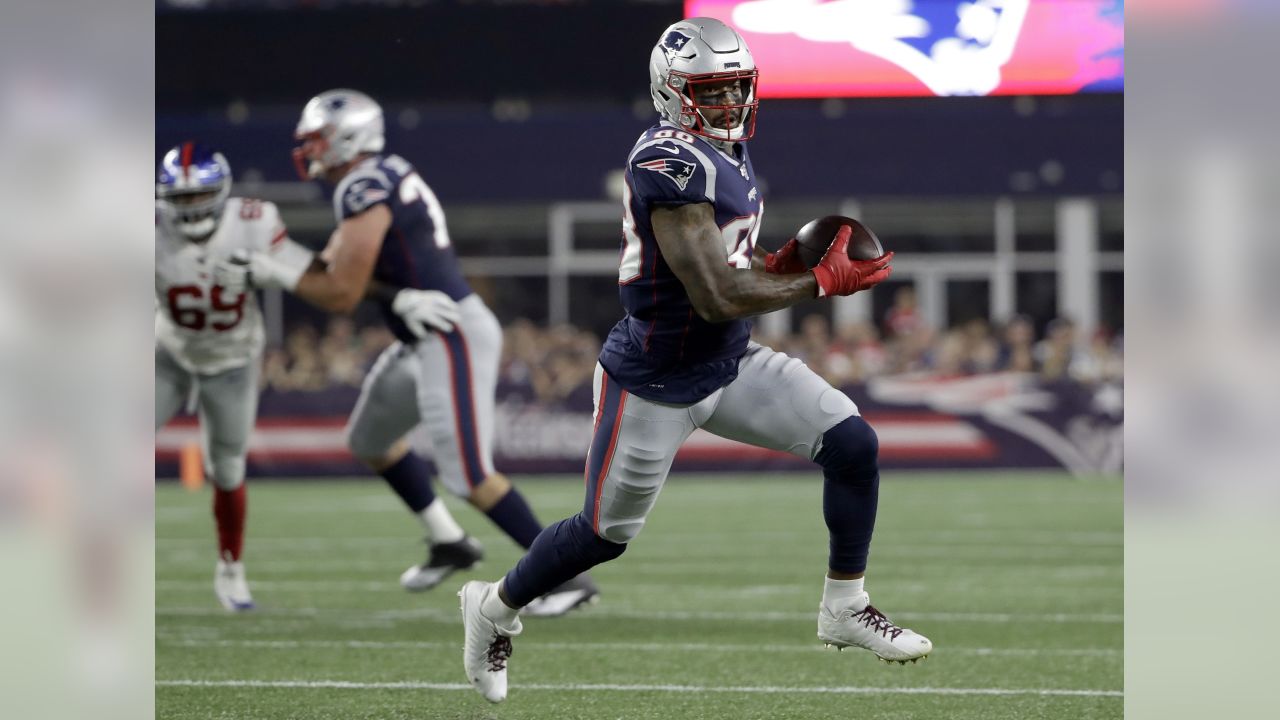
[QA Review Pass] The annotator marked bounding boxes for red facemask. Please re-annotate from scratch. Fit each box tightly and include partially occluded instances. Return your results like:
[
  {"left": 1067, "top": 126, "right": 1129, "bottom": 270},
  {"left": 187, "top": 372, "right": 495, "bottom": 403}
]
[
  {"left": 291, "top": 131, "right": 331, "bottom": 180},
  {"left": 668, "top": 69, "right": 759, "bottom": 142}
]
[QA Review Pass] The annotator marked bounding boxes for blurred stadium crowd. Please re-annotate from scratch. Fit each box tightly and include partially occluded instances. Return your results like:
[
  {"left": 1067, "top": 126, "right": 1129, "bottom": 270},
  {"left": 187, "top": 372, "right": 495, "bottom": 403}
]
[{"left": 266, "top": 287, "right": 1123, "bottom": 404}]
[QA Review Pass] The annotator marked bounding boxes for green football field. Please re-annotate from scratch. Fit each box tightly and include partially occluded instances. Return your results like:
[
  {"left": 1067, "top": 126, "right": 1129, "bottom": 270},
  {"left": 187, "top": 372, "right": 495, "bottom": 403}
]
[{"left": 156, "top": 472, "right": 1122, "bottom": 719}]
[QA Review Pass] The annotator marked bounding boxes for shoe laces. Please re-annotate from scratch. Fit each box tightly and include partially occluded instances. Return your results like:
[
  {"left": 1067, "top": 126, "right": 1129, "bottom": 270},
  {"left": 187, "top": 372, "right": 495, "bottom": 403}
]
[
  {"left": 486, "top": 635, "right": 512, "bottom": 672},
  {"left": 850, "top": 605, "right": 904, "bottom": 640}
]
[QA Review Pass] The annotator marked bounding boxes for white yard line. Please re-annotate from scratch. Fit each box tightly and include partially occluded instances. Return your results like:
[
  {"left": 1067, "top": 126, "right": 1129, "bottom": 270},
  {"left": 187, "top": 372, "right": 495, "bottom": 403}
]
[
  {"left": 156, "top": 535, "right": 1120, "bottom": 554},
  {"left": 155, "top": 605, "right": 1122, "bottom": 623},
  {"left": 596, "top": 609, "right": 1125, "bottom": 623},
  {"left": 156, "top": 636, "right": 1121, "bottom": 657},
  {"left": 155, "top": 579, "right": 1122, "bottom": 596},
  {"left": 156, "top": 678, "right": 1122, "bottom": 697}
]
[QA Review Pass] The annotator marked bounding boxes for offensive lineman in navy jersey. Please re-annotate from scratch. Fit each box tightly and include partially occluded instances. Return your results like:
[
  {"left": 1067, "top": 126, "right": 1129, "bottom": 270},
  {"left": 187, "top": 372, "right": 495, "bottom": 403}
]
[
  {"left": 215, "top": 89, "right": 595, "bottom": 615},
  {"left": 459, "top": 19, "right": 931, "bottom": 702}
]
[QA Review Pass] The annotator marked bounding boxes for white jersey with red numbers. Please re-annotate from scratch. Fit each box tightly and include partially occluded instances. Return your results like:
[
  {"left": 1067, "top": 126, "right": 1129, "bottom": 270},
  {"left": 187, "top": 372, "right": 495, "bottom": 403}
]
[{"left": 155, "top": 197, "right": 312, "bottom": 375}]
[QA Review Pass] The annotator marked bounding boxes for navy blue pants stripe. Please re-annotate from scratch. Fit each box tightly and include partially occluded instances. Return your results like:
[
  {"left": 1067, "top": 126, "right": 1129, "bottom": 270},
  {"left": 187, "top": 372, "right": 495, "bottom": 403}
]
[
  {"left": 440, "top": 330, "right": 486, "bottom": 488},
  {"left": 583, "top": 371, "right": 627, "bottom": 533}
]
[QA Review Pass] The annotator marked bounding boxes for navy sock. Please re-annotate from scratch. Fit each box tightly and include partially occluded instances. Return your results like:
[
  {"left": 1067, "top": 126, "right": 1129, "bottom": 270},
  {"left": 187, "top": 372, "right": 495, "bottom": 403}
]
[
  {"left": 503, "top": 513, "right": 626, "bottom": 607},
  {"left": 379, "top": 453, "right": 437, "bottom": 514},
  {"left": 815, "top": 416, "right": 881, "bottom": 574},
  {"left": 484, "top": 489, "right": 544, "bottom": 549}
]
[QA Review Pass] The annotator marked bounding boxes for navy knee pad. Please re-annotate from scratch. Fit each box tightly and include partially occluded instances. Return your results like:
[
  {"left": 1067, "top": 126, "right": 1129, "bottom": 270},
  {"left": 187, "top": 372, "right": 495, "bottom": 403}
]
[
  {"left": 816, "top": 415, "right": 879, "bottom": 483},
  {"left": 817, "top": 415, "right": 881, "bottom": 574},
  {"left": 567, "top": 512, "right": 629, "bottom": 564}
]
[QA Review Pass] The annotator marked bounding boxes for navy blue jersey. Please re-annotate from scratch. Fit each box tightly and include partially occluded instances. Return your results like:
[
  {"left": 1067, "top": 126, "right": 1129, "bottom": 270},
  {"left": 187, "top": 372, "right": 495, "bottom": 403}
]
[
  {"left": 598, "top": 122, "right": 764, "bottom": 404},
  {"left": 333, "top": 154, "right": 472, "bottom": 342}
]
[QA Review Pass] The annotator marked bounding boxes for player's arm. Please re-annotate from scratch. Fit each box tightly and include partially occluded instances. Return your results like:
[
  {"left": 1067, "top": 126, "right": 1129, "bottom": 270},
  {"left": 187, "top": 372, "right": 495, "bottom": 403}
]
[
  {"left": 654, "top": 204, "right": 892, "bottom": 322},
  {"left": 323, "top": 228, "right": 461, "bottom": 334},
  {"left": 211, "top": 201, "right": 319, "bottom": 297},
  {"left": 291, "top": 205, "right": 390, "bottom": 313},
  {"left": 652, "top": 203, "right": 817, "bottom": 322},
  {"left": 306, "top": 236, "right": 459, "bottom": 335}
]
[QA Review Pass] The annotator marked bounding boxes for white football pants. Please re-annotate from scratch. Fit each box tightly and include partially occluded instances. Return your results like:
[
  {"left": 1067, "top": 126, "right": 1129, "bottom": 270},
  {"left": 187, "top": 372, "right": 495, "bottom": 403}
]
[
  {"left": 345, "top": 294, "right": 502, "bottom": 497},
  {"left": 584, "top": 342, "right": 858, "bottom": 544},
  {"left": 155, "top": 346, "right": 259, "bottom": 491}
]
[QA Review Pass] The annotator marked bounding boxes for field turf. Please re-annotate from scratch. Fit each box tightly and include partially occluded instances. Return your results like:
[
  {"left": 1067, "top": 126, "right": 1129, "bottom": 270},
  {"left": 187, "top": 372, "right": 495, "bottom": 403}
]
[{"left": 156, "top": 472, "right": 1122, "bottom": 719}]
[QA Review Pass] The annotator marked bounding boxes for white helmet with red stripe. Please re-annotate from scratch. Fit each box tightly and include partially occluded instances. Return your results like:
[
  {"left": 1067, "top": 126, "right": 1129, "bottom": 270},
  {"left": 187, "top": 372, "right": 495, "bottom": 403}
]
[
  {"left": 293, "top": 89, "right": 385, "bottom": 180},
  {"left": 156, "top": 142, "right": 232, "bottom": 239}
]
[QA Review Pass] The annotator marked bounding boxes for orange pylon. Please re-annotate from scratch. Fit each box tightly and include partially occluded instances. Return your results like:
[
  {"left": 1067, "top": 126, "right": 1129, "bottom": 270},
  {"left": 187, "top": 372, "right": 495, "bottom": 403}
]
[{"left": 179, "top": 442, "right": 205, "bottom": 492}]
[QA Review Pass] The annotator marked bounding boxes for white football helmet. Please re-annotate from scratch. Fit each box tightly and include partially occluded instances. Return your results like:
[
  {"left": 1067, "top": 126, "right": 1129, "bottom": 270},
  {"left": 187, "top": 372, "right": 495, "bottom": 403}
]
[
  {"left": 292, "top": 89, "right": 385, "bottom": 179},
  {"left": 649, "top": 17, "right": 759, "bottom": 142}
]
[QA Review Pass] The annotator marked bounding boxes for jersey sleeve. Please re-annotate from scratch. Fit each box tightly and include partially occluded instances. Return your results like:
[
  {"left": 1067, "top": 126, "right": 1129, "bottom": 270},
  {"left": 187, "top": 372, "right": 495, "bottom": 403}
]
[
  {"left": 628, "top": 140, "right": 715, "bottom": 208},
  {"left": 258, "top": 201, "right": 316, "bottom": 280},
  {"left": 334, "top": 168, "right": 394, "bottom": 222}
]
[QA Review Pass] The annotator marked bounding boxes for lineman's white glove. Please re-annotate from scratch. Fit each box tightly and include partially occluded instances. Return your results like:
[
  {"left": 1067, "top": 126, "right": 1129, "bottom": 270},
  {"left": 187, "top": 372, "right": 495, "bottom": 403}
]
[
  {"left": 213, "top": 249, "right": 307, "bottom": 292},
  {"left": 392, "top": 289, "right": 461, "bottom": 337}
]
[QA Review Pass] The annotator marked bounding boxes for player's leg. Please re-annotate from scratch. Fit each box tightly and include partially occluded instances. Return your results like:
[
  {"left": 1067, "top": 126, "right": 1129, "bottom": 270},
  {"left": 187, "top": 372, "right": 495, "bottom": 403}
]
[
  {"left": 195, "top": 361, "right": 260, "bottom": 611},
  {"left": 155, "top": 346, "right": 193, "bottom": 432},
  {"left": 702, "top": 343, "right": 932, "bottom": 662},
  {"left": 440, "top": 299, "right": 600, "bottom": 615},
  {"left": 460, "top": 363, "right": 699, "bottom": 701},
  {"left": 345, "top": 342, "right": 479, "bottom": 591},
  {"left": 502, "top": 364, "right": 701, "bottom": 604},
  {"left": 411, "top": 299, "right": 545, "bottom": 553}
]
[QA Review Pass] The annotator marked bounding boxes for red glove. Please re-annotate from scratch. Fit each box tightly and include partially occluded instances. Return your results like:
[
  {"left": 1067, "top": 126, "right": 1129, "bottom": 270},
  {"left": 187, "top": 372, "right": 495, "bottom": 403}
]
[
  {"left": 764, "top": 238, "right": 807, "bottom": 274},
  {"left": 811, "top": 225, "right": 894, "bottom": 297}
]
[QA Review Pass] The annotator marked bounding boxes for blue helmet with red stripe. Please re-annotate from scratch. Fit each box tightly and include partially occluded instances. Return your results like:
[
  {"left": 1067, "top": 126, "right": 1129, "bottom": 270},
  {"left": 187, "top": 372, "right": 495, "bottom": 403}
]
[{"left": 156, "top": 142, "right": 232, "bottom": 239}]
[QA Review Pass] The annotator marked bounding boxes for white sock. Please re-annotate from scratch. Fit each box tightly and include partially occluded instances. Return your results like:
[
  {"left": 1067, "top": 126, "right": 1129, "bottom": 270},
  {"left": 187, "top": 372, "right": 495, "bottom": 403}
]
[
  {"left": 482, "top": 581, "right": 520, "bottom": 627},
  {"left": 822, "top": 576, "right": 869, "bottom": 613},
  {"left": 417, "top": 499, "right": 465, "bottom": 544}
]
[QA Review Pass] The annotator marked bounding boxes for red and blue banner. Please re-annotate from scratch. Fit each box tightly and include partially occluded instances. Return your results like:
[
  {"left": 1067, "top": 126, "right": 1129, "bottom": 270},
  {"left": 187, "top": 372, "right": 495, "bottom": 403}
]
[
  {"left": 686, "top": 0, "right": 1124, "bottom": 97},
  {"left": 156, "top": 373, "right": 1122, "bottom": 479}
]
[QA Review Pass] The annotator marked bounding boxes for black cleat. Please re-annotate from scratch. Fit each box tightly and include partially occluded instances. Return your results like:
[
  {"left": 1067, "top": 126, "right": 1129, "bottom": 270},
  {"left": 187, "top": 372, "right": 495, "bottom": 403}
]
[{"left": 400, "top": 535, "right": 484, "bottom": 592}]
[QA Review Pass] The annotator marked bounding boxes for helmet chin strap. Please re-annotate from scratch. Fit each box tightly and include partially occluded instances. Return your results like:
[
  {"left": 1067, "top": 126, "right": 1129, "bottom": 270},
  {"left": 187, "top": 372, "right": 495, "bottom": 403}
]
[
  {"left": 695, "top": 108, "right": 748, "bottom": 150},
  {"left": 705, "top": 135, "right": 736, "bottom": 153}
]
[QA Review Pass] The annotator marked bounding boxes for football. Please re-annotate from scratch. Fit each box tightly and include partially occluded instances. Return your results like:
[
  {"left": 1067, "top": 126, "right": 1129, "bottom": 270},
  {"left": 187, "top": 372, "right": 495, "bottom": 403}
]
[{"left": 794, "top": 215, "right": 885, "bottom": 269}]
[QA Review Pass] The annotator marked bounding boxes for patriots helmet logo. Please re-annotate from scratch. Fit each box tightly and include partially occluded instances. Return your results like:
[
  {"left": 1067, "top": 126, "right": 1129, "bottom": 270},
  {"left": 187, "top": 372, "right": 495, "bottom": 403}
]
[
  {"left": 661, "top": 30, "right": 694, "bottom": 60},
  {"left": 637, "top": 158, "right": 698, "bottom": 192},
  {"left": 344, "top": 178, "right": 390, "bottom": 215},
  {"left": 733, "top": 0, "right": 1032, "bottom": 96}
]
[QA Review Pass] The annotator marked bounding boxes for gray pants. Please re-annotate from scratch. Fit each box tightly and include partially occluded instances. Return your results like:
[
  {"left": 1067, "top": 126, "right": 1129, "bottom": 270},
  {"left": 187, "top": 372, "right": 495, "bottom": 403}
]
[
  {"left": 155, "top": 346, "right": 259, "bottom": 491},
  {"left": 345, "top": 295, "right": 502, "bottom": 497},
  {"left": 585, "top": 343, "right": 858, "bottom": 543}
]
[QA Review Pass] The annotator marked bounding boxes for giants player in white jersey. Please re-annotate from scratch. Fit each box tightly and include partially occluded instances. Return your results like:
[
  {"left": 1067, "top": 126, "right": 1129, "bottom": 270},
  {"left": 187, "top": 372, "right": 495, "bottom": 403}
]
[
  {"left": 213, "top": 91, "right": 597, "bottom": 616},
  {"left": 459, "top": 19, "right": 931, "bottom": 702},
  {"left": 154, "top": 143, "right": 317, "bottom": 610}
]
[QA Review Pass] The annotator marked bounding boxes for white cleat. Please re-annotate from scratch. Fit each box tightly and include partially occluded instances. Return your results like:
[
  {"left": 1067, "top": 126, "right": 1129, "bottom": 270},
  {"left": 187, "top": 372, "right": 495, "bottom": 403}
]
[
  {"left": 521, "top": 574, "right": 600, "bottom": 618},
  {"left": 817, "top": 596, "right": 932, "bottom": 664},
  {"left": 459, "top": 581, "right": 522, "bottom": 703},
  {"left": 214, "top": 559, "right": 255, "bottom": 612}
]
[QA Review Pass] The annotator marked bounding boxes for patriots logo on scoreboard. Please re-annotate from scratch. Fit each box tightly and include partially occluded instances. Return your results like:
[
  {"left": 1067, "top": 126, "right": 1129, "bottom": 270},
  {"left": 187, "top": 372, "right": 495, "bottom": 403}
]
[
  {"left": 637, "top": 158, "right": 697, "bottom": 191},
  {"left": 661, "top": 30, "right": 694, "bottom": 60},
  {"left": 733, "top": 0, "right": 1031, "bottom": 96}
]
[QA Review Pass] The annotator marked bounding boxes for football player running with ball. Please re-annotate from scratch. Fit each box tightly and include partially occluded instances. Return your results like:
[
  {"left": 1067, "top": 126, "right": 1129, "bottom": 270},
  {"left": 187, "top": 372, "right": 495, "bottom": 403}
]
[
  {"left": 155, "top": 144, "right": 318, "bottom": 611},
  {"left": 214, "top": 90, "right": 596, "bottom": 615},
  {"left": 459, "top": 18, "right": 931, "bottom": 702}
]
